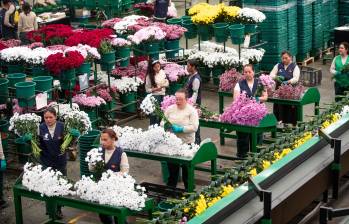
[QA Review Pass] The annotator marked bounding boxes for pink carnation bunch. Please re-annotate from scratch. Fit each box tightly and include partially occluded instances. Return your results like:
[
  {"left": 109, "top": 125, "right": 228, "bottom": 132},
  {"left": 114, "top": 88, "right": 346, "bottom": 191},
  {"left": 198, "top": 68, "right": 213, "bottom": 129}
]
[
  {"left": 163, "top": 63, "right": 187, "bottom": 82},
  {"left": 28, "top": 42, "right": 44, "bottom": 49},
  {"left": 110, "top": 38, "right": 132, "bottom": 48},
  {"left": 46, "top": 45, "right": 69, "bottom": 51},
  {"left": 153, "top": 22, "right": 187, "bottom": 40},
  {"left": 219, "top": 93, "right": 268, "bottom": 126},
  {"left": 258, "top": 74, "right": 275, "bottom": 90},
  {"left": 101, "top": 18, "right": 123, "bottom": 28},
  {"left": 72, "top": 93, "right": 106, "bottom": 107},
  {"left": 128, "top": 26, "right": 166, "bottom": 44},
  {"left": 112, "top": 64, "right": 147, "bottom": 81},
  {"left": 272, "top": 84, "right": 305, "bottom": 100},
  {"left": 219, "top": 69, "right": 243, "bottom": 92}
]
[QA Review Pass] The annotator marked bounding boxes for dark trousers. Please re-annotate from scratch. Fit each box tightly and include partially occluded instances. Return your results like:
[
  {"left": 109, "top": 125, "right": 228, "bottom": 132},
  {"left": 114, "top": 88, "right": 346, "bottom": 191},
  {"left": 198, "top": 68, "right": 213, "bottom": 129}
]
[
  {"left": 19, "top": 32, "right": 30, "bottom": 45},
  {"left": 154, "top": 0, "right": 169, "bottom": 20},
  {"left": 334, "top": 82, "right": 349, "bottom": 101},
  {"left": 0, "top": 171, "right": 4, "bottom": 202},
  {"left": 236, "top": 132, "right": 263, "bottom": 158},
  {"left": 149, "top": 95, "right": 164, "bottom": 126},
  {"left": 167, "top": 163, "right": 188, "bottom": 190},
  {"left": 273, "top": 104, "right": 297, "bottom": 126},
  {"left": 195, "top": 127, "right": 201, "bottom": 145}
]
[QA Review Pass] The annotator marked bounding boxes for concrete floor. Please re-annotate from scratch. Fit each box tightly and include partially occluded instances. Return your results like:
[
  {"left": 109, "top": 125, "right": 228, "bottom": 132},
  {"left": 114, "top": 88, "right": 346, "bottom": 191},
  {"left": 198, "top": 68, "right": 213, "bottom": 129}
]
[{"left": 2, "top": 1, "right": 349, "bottom": 224}]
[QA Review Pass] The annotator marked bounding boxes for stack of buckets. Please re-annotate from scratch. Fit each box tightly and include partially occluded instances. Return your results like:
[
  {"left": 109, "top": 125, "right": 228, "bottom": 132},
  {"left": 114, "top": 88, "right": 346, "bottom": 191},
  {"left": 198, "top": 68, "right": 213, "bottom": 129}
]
[
  {"left": 78, "top": 130, "right": 100, "bottom": 177},
  {"left": 339, "top": 0, "right": 349, "bottom": 25},
  {"left": 287, "top": 1, "right": 298, "bottom": 57},
  {"left": 297, "top": 0, "right": 314, "bottom": 61},
  {"left": 329, "top": 0, "right": 339, "bottom": 29},
  {"left": 312, "top": 0, "right": 323, "bottom": 55}
]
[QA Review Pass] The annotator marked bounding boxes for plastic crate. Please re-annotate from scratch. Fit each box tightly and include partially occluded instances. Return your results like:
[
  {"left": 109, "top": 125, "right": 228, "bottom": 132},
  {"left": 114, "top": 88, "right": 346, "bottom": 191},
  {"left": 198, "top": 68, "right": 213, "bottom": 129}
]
[{"left": 299, "top": 66, "right": 322, "bottom": 86}]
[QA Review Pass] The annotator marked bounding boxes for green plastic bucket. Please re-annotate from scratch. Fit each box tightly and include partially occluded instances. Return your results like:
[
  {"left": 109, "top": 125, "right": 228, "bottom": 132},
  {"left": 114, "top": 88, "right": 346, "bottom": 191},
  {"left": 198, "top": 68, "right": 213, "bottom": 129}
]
[
  {"left": 82, "top": 107, "right": 97, "bottom": 128},
  {"left": 77, "top": 62, "right": 91, "bottom": 74},
  {"left": 213, "top": 22, "right": 229, "bottom": 43},
  {"left": 101, "top": 51, "right": 116, "bottom": 64},
  {"left": 229, "top": 24, "right": 245, "bottom": 39},
  {"left": 7, "top": 73, "right": 26, "bottom": 88},
  {"left": 182, "top": 20, "right": 197, "bottom": 39},
  {"left": 231, "top": 37, "right": 245, "bottom": 45},
  {"left": 32, "top": 66, "right": 49, "bottom": 77},
  {"left": 120, "top": 92, "right": 137, "bottom": 113},
  {"left": 165, "top": 39, "right": 180, "bottom": 59},
  {"left": 245, "top": 24, "right": 256, "bottom": 34},
  {"left": 100, "top": 63, "right": 115, "bottom": 72},
  {"left": 116, "top": 47, "right": 131, "bottom": 67},
  {"left": 5, "top": 64, "right": 24, "bottom": 74},
  {"left": 144, "top": 42, "right": 160, "bottom": 60},
  {"left": 197, "top": 24, "right": 212, "bottom": 41},
  {"left": 212, "top": 66, "right": 225, "bottom": 85},
  {"left": 0, "top": 78, "right": 9, "bottom": 103},
  {"left": 15, "top": 81, "right": 36, "bottom": 107},
  {"left": 133, "top": 44, "right": 144, "bottom": 56},
  {"left": 32, "top": 76, "right": 53, "bottom": 99},
  {"left": 15, "top": 138, "right": 32, "bottom": 164},
  {"left": 167, "top": 18, "right": 181, "bottom": 25},
  {"left": 181, "top": 15, "right": 191, "bottom": 21},
  {"left": 61, "top": 69, "right": 76, "bottom": 81}
]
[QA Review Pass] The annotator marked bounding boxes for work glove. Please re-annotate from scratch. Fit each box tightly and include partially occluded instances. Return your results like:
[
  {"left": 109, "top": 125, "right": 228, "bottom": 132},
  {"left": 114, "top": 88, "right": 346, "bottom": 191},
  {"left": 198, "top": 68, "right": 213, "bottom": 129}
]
[
  {"left": 0, "top": 159, "right": 6, "bottom": 171},
  {"left": 70, "top": 129, "right": 80, "bottom": 138},
  {"left": 255, "top": 96, "right": 260, "bottom": 102},
  {"left": 282, "top": 81, "right": 289, "bottom": 85},
  {"left": 21, "top": 133, "right": 32, "bottom": 142},
  {"left": 172, "top": 124, "right": 184, "bottom": 133}
]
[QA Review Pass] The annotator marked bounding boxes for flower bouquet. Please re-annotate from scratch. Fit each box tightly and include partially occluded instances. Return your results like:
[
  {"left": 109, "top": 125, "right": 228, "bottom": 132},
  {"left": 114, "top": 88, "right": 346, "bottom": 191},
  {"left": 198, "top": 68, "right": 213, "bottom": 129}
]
[
  {"left": 101, "top": 18, "right": 123, "bottom": 29},
  {"left": 72, "top": 93, "right": 107, "bottom": 108},
  {"left": 113, "top": 125, "right": 200, "bottom": 157},
  {"left": 0, "top": 46, "right": 31, "bottom": 65},
  {"left": 219, "top": 93, "right": 268, "bottom": 126},
  {"left": 141, "top": 94, "right": 171, "bottom": 125},
  {"left": 22, "top": 163, "right": 75, "bottom": 197},
  {"left": 272, "top": 84, "right": 305, "bottom": 100},
  {"left": 237, "top": 8, "right": 266, "bottom": 24},
  {"left": 219, "top": 69, "right": 243, "bottom": 92},
  {"left": 9, "top": 113, "right": 42, "bottom": 158},
  {"left": 24, "top": 47, "right": 56, "bottom": 68},
  {"left": 241, "top": 48, "right": 265, "bottom": 64},
  {"left": 0, "top": 39, "right": 21, "bottom": 50},
  {"left": 65, "top": 44, "right": 101, "bottom": 63},
  {"left": 112, "top": 64, "right": 147, "bottom": 81},
  {"left": 85, "top": 148, "right": 105, "bottom": 180},
  {"left": 61, "top": 110, "right": 92, "bottom": 152},
  {"left": 255, "top": 74, "right": 275, "bottom": 97},
  {"left": 87, "top": 84, "right": 117, "bottom": 103},
  {"left": 75, "top": 170, "right": 147, "bottom": 210},
  {"left": 27, "top": 24, "right": 74, "bottom": 45},
  {"left": 112, "top": 15, "right": 149, "bottom": 35},
  {"left": 163, "top": 63, "right": 188, "bottom": 83},
  {"left": 64, "top": 28, "right": 113, "bottom": 49},
  {"left": 48, "top": 102, "right": 80, "bottom": 119},
  {"left": 110, "top": 38, "right": 132, "bottom": 66},
  {"left": 44, "top": 50, "right": 84, "bottom": 76},
  {"left": 114, "top": 76, "right": 144, "bottom": 94}
]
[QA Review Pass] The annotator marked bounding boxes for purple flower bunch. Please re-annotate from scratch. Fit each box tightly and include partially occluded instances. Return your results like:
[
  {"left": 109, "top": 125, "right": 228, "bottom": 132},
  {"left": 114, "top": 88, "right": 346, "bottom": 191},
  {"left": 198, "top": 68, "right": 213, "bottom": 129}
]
[
  {"left": 219, "top": 69, "right": 243, "bottom": 92},
  {"left": 72, "top": 93, "right": 107, "bottom": 108},
  {"left": 272, "top": 84, "right": 305, "bottom": 100},
  {"left": 153, "top": 22, "right": 187, "bottom": 40},
  {"left": 258, "top": 74, "right": 275, "bottom": 90},
  {"left": 219, "top": 93, "right": 268, "bottom": 126},
  {"left": 163, "top": 63, "right": 188, "bottom": 82}
]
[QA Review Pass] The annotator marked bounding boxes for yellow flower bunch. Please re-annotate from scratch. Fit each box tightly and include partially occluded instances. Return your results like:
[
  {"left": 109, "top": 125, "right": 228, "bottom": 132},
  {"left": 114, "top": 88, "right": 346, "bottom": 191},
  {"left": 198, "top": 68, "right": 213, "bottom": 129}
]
[
  {"left": 191, "top": 4, "right": 224, "bottom": 25},
  {"left": 280, "top": 148, "right": 292, "bottom": 157},
  {"left": 188, "top": 3, "right": 210, "bottom": 16},
  {"left": 292, "top": 131, "right": 313, "bottom": 149},
  {"left": 223, "top": 6, "right": 241, "bottom": 18},
  {"left": 321, "top": 113, "right": 341, "bottom": 130},
  {"left": 249, "top": 168, "right": 257, "bottom": 177},
  {"left": 195, "top": 194, "right": 207, "bottom": 216},
  {"left": 207, "top": 196, "right": 221, "bottom": 207},
  {"left": 220, "top": 184, "right": 234, "bottom": 197},
  {"left": 262, "top": 160, "right": 271, "bottom": 170}
]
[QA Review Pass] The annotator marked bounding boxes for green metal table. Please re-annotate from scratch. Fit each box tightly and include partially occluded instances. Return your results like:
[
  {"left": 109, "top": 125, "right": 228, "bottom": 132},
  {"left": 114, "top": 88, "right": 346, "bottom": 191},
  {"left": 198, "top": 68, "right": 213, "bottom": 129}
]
[
  {"left": 218, "top": 87, "right": 321, "bottom": 121},
  {"left": 200, "top": 114, "right": 277, "bottom": 154},
  {"left": 124, "top": 141, "right": 218, "bottom": 192},
  {"left": 13, "top": 177, "right": 155, "bottom": 224}
]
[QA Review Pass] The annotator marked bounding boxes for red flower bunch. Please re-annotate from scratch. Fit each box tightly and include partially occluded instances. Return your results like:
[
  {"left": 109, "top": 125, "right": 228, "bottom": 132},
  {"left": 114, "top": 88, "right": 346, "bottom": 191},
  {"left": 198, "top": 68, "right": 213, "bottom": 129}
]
[
  {"left": 133, "top": 3, "right": 155, "bottom": 17},
  {"left": 44, "top": 51, "right": 84, "bottom": 75},
  {"left": 27, "top": 24, "right": 74, "bottom": 45},
  {"left": 64, "top": 28, "right": 114, "bottom": 48}
]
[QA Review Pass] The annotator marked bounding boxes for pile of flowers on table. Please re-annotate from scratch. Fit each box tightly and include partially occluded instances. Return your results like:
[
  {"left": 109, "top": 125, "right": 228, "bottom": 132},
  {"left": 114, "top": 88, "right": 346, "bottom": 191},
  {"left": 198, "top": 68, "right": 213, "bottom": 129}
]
[
  {"left": 219, "top": 69, "right": 243, "bottom": 92},
  {"left": 272, "top": 84, "right": 305, "bottom": 100}
]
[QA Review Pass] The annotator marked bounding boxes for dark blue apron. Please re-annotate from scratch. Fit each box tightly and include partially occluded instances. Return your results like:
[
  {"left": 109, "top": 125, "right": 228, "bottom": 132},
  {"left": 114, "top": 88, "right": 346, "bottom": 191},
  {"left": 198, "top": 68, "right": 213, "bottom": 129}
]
[
  {"left": 277, "top": 62, "right": 296, "bottom": 81},
  {"left": 186, "top": 73, "right": 202, "bottom": 105},
  {"left": 238, "top": 78, "right": 258, "bottom": 97},
  {"left": 102, "top": 147, "right": 124, "bottom": 172}
]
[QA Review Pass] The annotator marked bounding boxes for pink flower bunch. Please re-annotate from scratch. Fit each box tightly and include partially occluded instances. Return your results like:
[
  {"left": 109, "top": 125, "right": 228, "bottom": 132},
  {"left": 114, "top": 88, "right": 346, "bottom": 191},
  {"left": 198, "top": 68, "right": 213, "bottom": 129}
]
[
  {"left": 110, "top": 38, "right": 132, "bottom": 48},
  {"left": 27, "top": 42, "right": 44, "bottom": 49},
  {"left": 72, "top": 93, "right": 106, "bottom": 107},
  {"left": 101, "top": 17, "right": 123, "bottom": 28},
  {"left": 0, "top": 39, "right": 21, "bottom": 48},
  {"left": 163, "top": 63, "right": 187, "bottom": 82},
  {"left": 12, "top": 99, "right": 23, "bottom": 114},
  {"left": 96, "top": 88, "right": 113, "bottom": 102},
  {"left": 272, "top": 84, "right": 305, "bottom": 100},
  {"left": 46, "top": 45, "right": 69, "bottom": 51},
  {"left": 128, "top": 26, "right": 166, "bottom": 44},
  {"left": 0, "top": 104, "right": 6, "bottom": 110},
  {"left": 258, "top": 74, "right": 275, "bottom": 90},
  {"left": 127, "top": 18, "right": 152, "bottom": 32},
  {"left": 219, "top": 93, "right": 268, "bottom": 126},
  {"left": 112, "top": 64, "right": 147, "bottom": 81},
  {"left": 161, "top": 95, "right": 194, "bottom": 111},
  {"left": 219, "top": 69, "right": 243, "bottom": 92},
  {"left": 153, "top": 22, "right": 187, "bottom": 40}
]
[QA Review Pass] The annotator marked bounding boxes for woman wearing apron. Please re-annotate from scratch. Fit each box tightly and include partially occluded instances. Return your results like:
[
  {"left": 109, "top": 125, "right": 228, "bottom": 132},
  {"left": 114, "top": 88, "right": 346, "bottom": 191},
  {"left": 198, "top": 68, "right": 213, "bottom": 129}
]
[
  {"left": 270, "top": 51, "right": 300, "bottom": 126},
  {"left": 233, "top": 64, "right": 268, "bottom": 158},
  {"left": 89, "top": 129, "right": 129, "bottom": 224},
  {"left": 330, "top": 42, "right": 349, "bottom": 100}
]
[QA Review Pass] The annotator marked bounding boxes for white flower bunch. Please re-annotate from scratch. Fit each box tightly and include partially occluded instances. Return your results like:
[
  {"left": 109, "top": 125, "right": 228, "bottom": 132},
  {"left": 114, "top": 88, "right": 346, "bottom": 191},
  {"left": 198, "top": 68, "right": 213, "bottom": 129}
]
[
  {"left": 241, "top": 48, "right": 265, "bottom": 63},
  {"left": 22, "top": 163, "right": 75, "bottom": 197},
  {"left": 25, "top": 47, "right": 57, "bottom": 66},
  {"left": 75, "top": 170, "right": 147, "bottom": 210},
  {"left": 95, "top": 71, "right": 120, "bottom": 88},
  {"left": 188, "top": 51, "right": 209, "bottom": 64},
  {"left": 48, "top": 102, "right": 80, "bottom": 119},
  {"left": 63, "top": 110, "right": 92, "bottom": 135},
  {"left": 9, "top": 112, "right": 41, "bottom": 136},
  {"left": 65, "top": 44, "right": 100, "bottom": 61},
  {"left": 0, "top": 46, "right": 32, "bottom": 63},
  {"left": 115, "top": 77, "right": 144, "bottom": 94},
  {"left": 113, "top": 125, "right": 200, "bottom": 158},
  {"left": 140, "top": 94, "right": 157, "bottom": 115},
  {"left": 203, "top": 52, "right": 242, "bottom": 68},
  {"left": 238, "top": 8, "right": 266, "bottom": 23},
  {"left": 113, "top": 15, "right": 149, "bottom": 34},
  {"left": 193, "top": 41, "right": 238, "bottom": 54},
  {"left": 341, "top": 105, "right": 349, "bottom": 116},
  {"left": 85, "top": 148, "right": 104, "bottom": 166}
]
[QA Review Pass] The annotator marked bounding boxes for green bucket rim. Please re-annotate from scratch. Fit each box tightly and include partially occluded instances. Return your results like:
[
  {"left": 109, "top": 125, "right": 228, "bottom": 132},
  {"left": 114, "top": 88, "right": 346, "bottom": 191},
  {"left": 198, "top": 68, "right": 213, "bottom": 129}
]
[
  {"left": 213, "top": 22, "right": 229, "bottom": 29},
  {"left": 15, "top": 81, "right": 36, "bottom": 89},
  {"left": 228, "top": 24, "right": 245, "bottom": 31},
  {"left": 0, "top": 78, "right": 9, "bottom": 86},
  {"left": 167, "top": 18, "right": 182, "bottom": 24},
  {"left": 32, "top": 76, "right": 53, "bottom": 82},
  {"left": 8, "top": 73, "right": 26, "bottom": 79}
]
